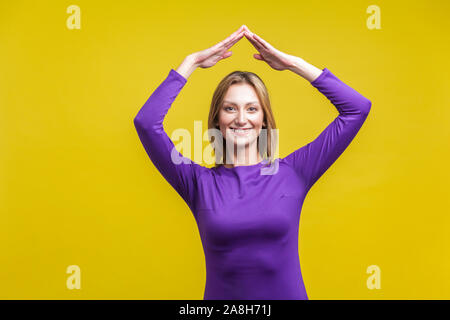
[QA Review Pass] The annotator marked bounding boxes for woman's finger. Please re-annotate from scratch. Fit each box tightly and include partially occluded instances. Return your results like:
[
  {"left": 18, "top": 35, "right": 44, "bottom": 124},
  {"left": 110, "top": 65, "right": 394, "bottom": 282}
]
[
  {"left": 244, "top": 31, "right": 263, "bottom": 51},
  {"left": 252, "top": 33, "right": 270, "bottom": 50},
  {"left": 216, "top": 26, "right": 245, "bottom": 49},
  {"left": 211, "top": 33, "right": 243, "bottom": 59},
  {"left": 229, "top": 25, "right": 245, "bottom": 39},
  {"left": 221, "top": 51, "right": 233, "bottom": 60},
  {"left": 224, "top": 30, "right": 245, "bottom": 49},
  {"left": 253, "top": 53, "right": 264, "bottom": 61},
  {"left": 233, "top": 25, "right": 246, "bottom": 37},
  {"left": 225, "top": 28, "right": 246, "bottom": 47}
]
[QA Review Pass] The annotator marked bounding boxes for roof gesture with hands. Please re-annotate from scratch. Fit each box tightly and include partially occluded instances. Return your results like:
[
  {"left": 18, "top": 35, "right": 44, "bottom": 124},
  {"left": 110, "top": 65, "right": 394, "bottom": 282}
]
[
  {"left": 178, "top": 24, "right": 322, "bottom": 82},
  {"left": 190, "top": 25, "right": 297, "bottom": 71}
]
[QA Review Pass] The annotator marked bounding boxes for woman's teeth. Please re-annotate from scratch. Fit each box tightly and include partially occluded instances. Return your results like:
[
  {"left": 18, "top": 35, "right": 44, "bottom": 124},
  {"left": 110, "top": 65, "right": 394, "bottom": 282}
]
[{"left": 230, "top": 128, "right": 251, "bottom": 135}]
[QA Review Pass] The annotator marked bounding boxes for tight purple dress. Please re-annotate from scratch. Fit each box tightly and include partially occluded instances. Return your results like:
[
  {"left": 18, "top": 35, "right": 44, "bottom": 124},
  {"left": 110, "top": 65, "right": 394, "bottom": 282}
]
[{"left": 133, "top": 67, "right": 371, "bottom": 300}]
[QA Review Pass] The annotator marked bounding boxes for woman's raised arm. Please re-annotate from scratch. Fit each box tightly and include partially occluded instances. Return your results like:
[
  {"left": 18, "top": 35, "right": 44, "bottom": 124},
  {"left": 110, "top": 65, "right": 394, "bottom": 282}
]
[
  {"left": 283, "top": 68, "right": 371, "bottom": 190},
  {"left": 133, "top": 67, "right": 200, "bottom": 213},
  {"left": 243, "top": 26, "right": 371, "bottom": 190},
  {"left": 133, "top": 26, "right": 247, "bottom": 214}
]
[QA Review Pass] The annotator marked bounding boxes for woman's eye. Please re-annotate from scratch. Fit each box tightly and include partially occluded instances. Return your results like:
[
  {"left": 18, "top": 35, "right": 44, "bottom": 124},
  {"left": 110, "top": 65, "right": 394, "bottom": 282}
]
[{"left": 224, "top": 106, "right": 258, "bottom": 111}]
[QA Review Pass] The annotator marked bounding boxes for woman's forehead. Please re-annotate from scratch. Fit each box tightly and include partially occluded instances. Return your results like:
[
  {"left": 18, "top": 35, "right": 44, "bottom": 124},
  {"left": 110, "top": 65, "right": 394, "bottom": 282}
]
[{"left": 224, "top": 84, "right": 259, "bottom": 101}]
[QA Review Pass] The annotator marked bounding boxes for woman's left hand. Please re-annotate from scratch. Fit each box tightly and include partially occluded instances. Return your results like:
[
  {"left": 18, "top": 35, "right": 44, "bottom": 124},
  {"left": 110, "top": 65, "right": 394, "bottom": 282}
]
[{"left": 243, "top": 26, "right": 297, "bottom": 71}]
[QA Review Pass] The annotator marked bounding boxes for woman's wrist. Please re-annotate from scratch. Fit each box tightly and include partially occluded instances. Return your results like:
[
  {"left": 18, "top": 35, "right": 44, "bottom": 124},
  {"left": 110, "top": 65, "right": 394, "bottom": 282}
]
[
  {"left": 175, "top": 55, "right": 198, "bottom": 80},
  {"left": 288, "top": 56, "right": 323, "bottom": 82}
]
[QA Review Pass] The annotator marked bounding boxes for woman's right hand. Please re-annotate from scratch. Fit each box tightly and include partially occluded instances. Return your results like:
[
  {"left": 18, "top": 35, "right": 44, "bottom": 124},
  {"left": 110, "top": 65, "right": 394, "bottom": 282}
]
[{"left": 189, "top": 25, "right": 246, "bottom": 69}]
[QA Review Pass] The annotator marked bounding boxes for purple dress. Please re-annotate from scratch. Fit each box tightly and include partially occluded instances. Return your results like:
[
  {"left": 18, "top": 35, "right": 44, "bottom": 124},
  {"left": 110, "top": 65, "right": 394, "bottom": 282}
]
[{"left": 133, "top": 68, "right": 371, "bottom": 300}]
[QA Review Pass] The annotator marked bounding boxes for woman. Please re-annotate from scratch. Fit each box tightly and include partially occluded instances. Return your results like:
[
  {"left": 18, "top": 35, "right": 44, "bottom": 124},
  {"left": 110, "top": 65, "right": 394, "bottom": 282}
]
[{"left": 133, "top": 25, "right": 371, "bottom": 300}]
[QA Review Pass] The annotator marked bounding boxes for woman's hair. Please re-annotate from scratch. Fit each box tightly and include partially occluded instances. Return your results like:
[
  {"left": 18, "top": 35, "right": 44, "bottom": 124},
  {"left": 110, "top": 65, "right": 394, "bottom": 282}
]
[{"left": 207, "top": 70, "right": 278, "bottom": 168}]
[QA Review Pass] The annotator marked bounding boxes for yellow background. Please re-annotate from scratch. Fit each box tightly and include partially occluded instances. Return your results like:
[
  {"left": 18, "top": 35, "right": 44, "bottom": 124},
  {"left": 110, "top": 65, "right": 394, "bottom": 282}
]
[{"left": 1, "top": 0, "right": 449, "bottom": 299}]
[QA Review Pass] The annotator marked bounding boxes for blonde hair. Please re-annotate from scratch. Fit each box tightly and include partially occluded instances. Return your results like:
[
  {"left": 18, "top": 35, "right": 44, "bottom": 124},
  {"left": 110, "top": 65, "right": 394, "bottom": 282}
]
[{"left": 207, "top": 71, "right": 278, "bottom": 168}]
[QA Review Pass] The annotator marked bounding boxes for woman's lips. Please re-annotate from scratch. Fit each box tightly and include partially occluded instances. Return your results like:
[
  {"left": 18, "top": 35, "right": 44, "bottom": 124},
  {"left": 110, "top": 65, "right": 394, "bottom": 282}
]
[{"left": 229, "top": 128, "right": 252, "bottom": 136}]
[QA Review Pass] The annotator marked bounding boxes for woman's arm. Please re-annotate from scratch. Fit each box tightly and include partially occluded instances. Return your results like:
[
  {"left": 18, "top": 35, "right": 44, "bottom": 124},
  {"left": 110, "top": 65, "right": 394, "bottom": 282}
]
[
  {"left": 287, "top": 56, "right": 323, "bottom": 83},
  {"left": 175, "top": 55, "right": 198, "bottom": 80},
  {"left": 283, "top": 68, "right": 372, "bottom": 190},
  {"left": 242, "top": 26, "right": 371, "bottom": 189},
  {"left": 134, "top": 67, "right": 200, "bottom": 212},
  {"left": 133, "top": 26, "right": 247, "bottom": 214}
]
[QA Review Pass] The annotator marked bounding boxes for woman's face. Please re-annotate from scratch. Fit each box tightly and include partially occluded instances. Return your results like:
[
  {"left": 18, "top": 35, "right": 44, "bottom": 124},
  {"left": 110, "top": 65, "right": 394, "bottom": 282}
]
[{"left": 217, "top": 83, "right": 265, "bottom": 150}]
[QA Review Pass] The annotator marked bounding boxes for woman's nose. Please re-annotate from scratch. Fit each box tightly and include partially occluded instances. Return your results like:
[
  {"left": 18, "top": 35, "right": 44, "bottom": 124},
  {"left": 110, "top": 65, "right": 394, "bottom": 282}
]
[{"left": 237, "top": 111, "right": 247, "bottom": 124}]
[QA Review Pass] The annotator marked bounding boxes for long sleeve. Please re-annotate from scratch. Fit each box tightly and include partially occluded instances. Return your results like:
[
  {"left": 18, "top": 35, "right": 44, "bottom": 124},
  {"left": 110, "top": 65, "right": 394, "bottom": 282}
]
[
  {"left": 133, "top": 69, "right": 200, "bottom": 213},
  {"left": 283, "top": 68, "right": 372, "bottom": 190}
]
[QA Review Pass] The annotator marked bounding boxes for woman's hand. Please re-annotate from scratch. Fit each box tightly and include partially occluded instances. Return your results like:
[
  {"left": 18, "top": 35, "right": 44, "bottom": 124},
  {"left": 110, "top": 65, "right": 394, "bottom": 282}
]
[
  {"left": 189, "top": 25, "right": 246, "bottom": 69},
  {"left": 243, "top": 26, "right": 296, "bottom": 71}
]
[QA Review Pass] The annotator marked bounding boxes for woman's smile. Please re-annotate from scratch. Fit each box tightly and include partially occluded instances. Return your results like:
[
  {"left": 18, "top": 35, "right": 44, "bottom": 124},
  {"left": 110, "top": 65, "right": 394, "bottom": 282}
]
[{"left": 229, "top": 127, "right": 252, "bottom": 136}]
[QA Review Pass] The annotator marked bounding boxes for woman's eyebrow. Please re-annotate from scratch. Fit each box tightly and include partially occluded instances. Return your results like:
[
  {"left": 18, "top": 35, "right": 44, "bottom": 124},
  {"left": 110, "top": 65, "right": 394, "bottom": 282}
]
[{"left": 223, "top": 100, "right": 260, "bottom": 105}]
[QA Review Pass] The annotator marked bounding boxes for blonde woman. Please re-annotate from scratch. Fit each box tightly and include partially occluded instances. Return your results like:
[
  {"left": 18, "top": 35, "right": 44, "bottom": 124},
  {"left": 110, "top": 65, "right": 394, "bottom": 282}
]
[{"left": 133, "top": 25, "right": 371, "bottom": 300}]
